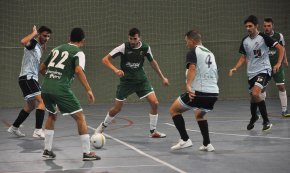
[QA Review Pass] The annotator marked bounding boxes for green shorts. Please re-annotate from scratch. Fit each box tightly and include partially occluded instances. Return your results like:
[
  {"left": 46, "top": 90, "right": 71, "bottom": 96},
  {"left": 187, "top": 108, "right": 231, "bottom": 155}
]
[
  {"left": 42, "top": 90, "right": 82, "bottom": 116},
  {"left": 272, "top": 66, "right": 285, "bottom": 84},
  {"left": 116, "top": 80, "right": 154, "bottom": 101}
]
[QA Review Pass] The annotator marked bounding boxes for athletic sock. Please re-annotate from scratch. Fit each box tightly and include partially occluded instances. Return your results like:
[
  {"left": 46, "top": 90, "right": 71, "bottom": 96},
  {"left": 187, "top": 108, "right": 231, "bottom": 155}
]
[
  {"left": 197, "top": 120, "right": 210, "bottom": 146},
  {"left": 250, "top": 102, "right": 258, "bottom": 118},
  {"left": 279, "top": 91, "right": 287, "bottom": 112},
  {"left": 149, "top": 113, "right": 158, "bottom": 132},
  {"left": 257, "top": 100, "right": 269, "bottom": 123},
  {"left": 35, "top": 109, "right": 45, "bottom": 129},
  {"left": 103, "top": 112, "right": 114, "bottom": 127},
  {"left": 13, "top": 109, "right": 30, "bottom": 128},
  {"left": 80, "top": 134, "right": 90, "bottom": 154},
  {"left": 172, "top": 114, "right": 189, "bottom": 141},
  {"left": 44, "top": 129, "right": 54, "bottom": 151}
]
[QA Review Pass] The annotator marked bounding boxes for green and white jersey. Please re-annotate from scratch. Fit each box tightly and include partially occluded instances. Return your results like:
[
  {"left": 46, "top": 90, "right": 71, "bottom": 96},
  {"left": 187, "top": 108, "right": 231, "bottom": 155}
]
[
  {"left": 42, "top": 43, "right": 85, "bottom": 94},
  {"left": 109, "top": 41, "right": 153, "bottom": 83},
  {"left": 267, "top": 31, "right": 285, "bottom": 66}
]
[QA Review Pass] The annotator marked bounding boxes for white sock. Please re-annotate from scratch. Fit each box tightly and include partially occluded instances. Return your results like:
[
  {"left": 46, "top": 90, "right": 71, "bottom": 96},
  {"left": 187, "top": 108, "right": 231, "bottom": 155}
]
[
  {"left": 80, "top": 134, "right": 90, "bottom": 154},
  {"left": 44, "top": 129, "right": 54, "bottom": 151},
  {"left": 279, "top": 91, "right": 287, "bottom": 112},
  {"left": 149, "top": 114, "right": 158, "bottom": 131},
  {"left": 103, "top": 113, "right": 114, "bottom": 126},
  {"left": 260, "top": 91, "right": 267, "bottom": 100}
]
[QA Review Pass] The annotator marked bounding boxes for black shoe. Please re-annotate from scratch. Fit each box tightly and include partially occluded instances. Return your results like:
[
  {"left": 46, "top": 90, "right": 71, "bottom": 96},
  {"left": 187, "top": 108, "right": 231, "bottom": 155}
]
[
  {"left": 42, "top": 149, "right": 56, "bottom": 159},
  {"left": 247, "top": 115, "right": 260, "bottom": 130},
  {"left": 83, "top": 152, "right": 101, "bottom": 161},
  {"left": 262, "top": 122, "right": 272, "bottom": 131}
]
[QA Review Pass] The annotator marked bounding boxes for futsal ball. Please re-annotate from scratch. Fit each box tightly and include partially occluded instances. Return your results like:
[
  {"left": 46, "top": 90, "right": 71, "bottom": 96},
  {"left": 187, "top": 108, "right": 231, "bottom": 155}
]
[{"left": 90, "top": 133, "right": 106, "bottom": 149}]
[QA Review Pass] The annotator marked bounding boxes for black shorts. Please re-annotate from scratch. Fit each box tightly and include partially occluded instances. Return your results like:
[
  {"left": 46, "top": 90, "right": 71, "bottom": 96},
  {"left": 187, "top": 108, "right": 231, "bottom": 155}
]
[
  {"left": 19, "top": 75, "right": 41, "bottom": 100},
  {"left": 248, "top": 73, "right": 271, "bottom": 91},
  {"left": 178, "top": 91, "right": 218, "bottom": 112}
]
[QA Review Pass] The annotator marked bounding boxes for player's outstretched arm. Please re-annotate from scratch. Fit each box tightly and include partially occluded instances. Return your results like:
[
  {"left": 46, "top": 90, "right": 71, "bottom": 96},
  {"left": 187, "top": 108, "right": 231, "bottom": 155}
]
[
  {"left": 273, "top": 44, "right": 285, "bottom": 73},
  {"left": 149, "top": 60, "right": 169, "bottom": 86},
  {"left": 102, "top": 54, "right": 124, "bottom": 77},
  {"left": 229, "top": 54, "right": 246, "bottom": 76},
  {"left": 75, "top": 65, "right": 95, "bottom": 104},
  {"left": 20, "top": 25, "right": 38, "bottom": 46}
]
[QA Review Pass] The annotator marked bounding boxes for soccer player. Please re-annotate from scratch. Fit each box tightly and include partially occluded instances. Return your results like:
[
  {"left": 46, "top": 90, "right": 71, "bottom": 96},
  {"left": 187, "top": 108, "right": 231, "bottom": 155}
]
[
  {"left": 170, "top": 30, "right": 218, "bottom": 151},
  {"left": 263, "top": 17, "right": 290, "bottom": 117},
  {"left": 7, "top": 25, "right": 52, "bottom": 139},
  {"left": 95, "top": 28, "right": 169, "bottom": 138},
  {"left": 39, "top": 28, "right": 100, "bottom": 161},
  {"left": 229, "top": 15, "right": 284, "bottom": 131}
]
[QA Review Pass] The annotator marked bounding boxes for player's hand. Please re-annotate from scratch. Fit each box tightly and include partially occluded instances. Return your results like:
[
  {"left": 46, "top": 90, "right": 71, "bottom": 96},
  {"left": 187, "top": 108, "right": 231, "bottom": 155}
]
[
  {"left": 87, "top": 90, "right": 95, "bottom": 104},
  {"left": 114, "top": 69, "right": 124, "bottom": 77},
  {"left": 32, "top": 25, "right": 38, "bottom": 36},
  {"left": 186, "top": 84, "right": 195, "bottom": 101},
  {"left": 229, "top": 67, "right": 237, "bottom": 76},
  {"left": 273, "top": 63, "right": 281, "bottom": 73},
  {"left": 162, "top": 77, "right": 169, "bottom": 86}
]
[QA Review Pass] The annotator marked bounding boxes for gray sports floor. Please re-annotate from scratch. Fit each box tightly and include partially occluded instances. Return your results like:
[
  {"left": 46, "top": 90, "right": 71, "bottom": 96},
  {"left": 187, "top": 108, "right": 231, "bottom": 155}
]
[{"left": 1, "top": 99, "right": 290, "bottom": 173}]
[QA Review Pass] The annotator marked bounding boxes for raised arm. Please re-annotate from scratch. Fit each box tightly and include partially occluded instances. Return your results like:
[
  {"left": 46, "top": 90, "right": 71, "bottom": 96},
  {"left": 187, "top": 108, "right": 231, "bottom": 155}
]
[
  {"left": 149, "top": 59, "right": 169, "bottom": 86},
  {"left": 20, "top": 25, "right": 38, "bottom": 46},
  {"left": 229, "top": 54, "right": 247, "bottom": 76},
  {"left": 102, "top": 54, "right": 124, "bottom": 77},
  {"left": 75, "top": 66, "right": 95, "bottom": 104}
]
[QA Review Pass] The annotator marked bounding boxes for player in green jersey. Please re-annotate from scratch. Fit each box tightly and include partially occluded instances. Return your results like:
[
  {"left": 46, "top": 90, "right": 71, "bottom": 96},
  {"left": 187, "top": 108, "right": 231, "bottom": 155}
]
[
  {"left": 263, "top": 17, "right": 290, "bottom": 117},
  {"left": 39, "top": 28, "right": 100, "bottom": 161},
  {"left": 95, "top": 28, "right": 169, "bottom": 138}
]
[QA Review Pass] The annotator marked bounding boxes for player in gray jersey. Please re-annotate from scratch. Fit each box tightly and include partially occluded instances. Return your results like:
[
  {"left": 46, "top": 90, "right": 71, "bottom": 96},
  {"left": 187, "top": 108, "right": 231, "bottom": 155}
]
[
  {"left": 229, "top": 15, "right": 284, "bottom": 131},
  {"left": 170, "top": 30, "right": 219, "bottom": 151},
  {"left": 8, "top": 25, "right": 52, "bottom": 139}
]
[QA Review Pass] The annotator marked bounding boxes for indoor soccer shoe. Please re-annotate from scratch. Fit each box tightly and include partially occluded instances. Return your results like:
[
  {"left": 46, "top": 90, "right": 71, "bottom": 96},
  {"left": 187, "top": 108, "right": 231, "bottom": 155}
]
[
  {"left": 149, "top": 130, "right": 166, "bottom": 138},
  {"left": 171, "top": 139, "right": 193, "bottom": 150},
  {"left": 247, "top": 115, "right": 260, "bottom": 130},
  {"left": 282, "top": 110, "right": 290, "bottom": 117},
  {"left": 33, "top": 129, "right": 45, "bottom": 139},
  {"left": 262, "top": 122, "right": 272, "bottom": 131},
  {"left": 199, "top": 144, "right": 215, "bottom": 152},
  {"left": 7, "top": 126, "right": 25, "bottom": 137},
  {"left": 83, "top": 152, "right": 101, "bottom": 161},
  {"left": 95, "top": 122, "right": 107, "bottom": 133},
  {"left": 42, "top": 149, "right": 56, "bottom": 159}
]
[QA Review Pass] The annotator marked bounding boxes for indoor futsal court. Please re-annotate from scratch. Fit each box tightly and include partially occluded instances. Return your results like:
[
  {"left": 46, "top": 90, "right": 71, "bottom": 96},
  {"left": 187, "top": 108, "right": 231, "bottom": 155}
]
[
  {"left": 1, "top": 99, "right": 290, "bottom": 173},
  {"left": 1, "top": 0, "right": 290, "bottom": 173}
]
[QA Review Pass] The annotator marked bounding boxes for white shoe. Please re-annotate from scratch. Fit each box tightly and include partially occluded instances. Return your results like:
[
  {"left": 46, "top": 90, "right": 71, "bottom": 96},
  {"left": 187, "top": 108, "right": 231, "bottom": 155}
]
[
  {"left": 199, "top": 144, "right": 215, "bottom": 152},
  {"left": 33, "top": 129, "right": 45, "bottom": 139},
  {"left": 149, "top": 130, "right": 166, "bottom": 138},
  {"left": 95, "top": 122, "right": 106, "bottom": 134},
  {"left": 171, "top": 139, "right": 193, "bottom": 150},
  {"left": 7, "top": 126, "right": 25, "bottom": 137}
]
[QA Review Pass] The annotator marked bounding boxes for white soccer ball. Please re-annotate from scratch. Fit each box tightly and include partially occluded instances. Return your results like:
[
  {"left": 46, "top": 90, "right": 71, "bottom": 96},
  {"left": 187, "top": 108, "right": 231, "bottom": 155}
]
[{"left": 90, "top": 133, "right": 106, "bottom": 149}]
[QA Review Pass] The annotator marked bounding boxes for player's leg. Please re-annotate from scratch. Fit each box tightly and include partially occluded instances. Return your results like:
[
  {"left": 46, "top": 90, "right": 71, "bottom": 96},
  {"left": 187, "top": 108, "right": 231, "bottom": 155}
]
[
  {"left": 33, "top": 94, "right": 45, "bottom": 138},
  {"left": 71, "top": 112, "right": 101, "bottom": 161},
  {"left": 274, "top": 68, "right": 289, "bottom": 116},
  {"left": 96, "top": 83, "right": 132, "bottom": 133},
  {"left": 170, "top": 93, "right": 192, "bottom": 150}
]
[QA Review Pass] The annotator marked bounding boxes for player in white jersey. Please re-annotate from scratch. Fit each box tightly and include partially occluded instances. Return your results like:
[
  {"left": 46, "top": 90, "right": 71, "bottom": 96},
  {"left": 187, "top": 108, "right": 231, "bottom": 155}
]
[
  {"left": 7, "top": 25, "right": 52, "bottom": 138},
  {"left": 170, "top": 30, "right": 219, "bottom": 151},
  {"left": 229, "top": 15, "right": 284, "bottom": 131}
]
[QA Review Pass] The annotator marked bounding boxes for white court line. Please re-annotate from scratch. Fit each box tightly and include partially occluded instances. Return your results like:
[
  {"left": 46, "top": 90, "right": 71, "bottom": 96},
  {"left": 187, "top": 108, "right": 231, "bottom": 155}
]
[
  {"left": 88, "top": 126, "right": 187, "bottom": 173},
  {"left": 4, "top": 164, "right": 161, "bottom": 173},
  {"left": 165, "top": 123, "right": 290, "bottom": 140}
]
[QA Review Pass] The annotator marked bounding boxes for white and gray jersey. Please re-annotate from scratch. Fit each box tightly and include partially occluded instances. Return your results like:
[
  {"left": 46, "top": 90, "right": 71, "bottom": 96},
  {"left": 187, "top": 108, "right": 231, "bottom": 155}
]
[
  {"left": 186, "top": 45, "right": 219, "bottom": 94},
  {"left": 239, "top": 32, "right": 278, "bottom": 79},
  {"left": 19, "top": 38, "right": 43, "bottom": 81}
]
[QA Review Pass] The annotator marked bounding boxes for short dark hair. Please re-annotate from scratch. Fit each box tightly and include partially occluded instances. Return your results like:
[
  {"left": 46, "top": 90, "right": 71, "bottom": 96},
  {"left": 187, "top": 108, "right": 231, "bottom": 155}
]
[
  {"left": 244, "top": 15, "right": 259, "bottom": 25},
  {"left": 185, "top": 30, "right": 201, "bottom": 40},
  {"left": 264, "top": 17, "right": 274, "bottom": 24},
  {"left": 128, "top": 28, "right": 140, "bottom": 37},
  {"left": 70, "top": 28, "right": 85, "bottom": 42},
  {"left": 38, "top": 26, "right": 52, "bottom": 34}
]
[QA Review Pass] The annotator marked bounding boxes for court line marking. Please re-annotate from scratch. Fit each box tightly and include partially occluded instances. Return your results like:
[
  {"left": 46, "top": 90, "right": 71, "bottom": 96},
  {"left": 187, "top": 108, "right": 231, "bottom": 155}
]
[
  {"left": 3, "top": 164, "right": 162, "bottom": 173},
  {"left": 164, "top": 123, "right": 290, "bottom": 140},
  {"left": 88, "top": 126, "right": 187, "bottom": 173}
]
